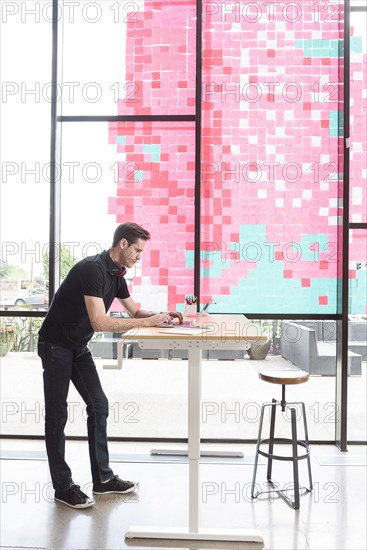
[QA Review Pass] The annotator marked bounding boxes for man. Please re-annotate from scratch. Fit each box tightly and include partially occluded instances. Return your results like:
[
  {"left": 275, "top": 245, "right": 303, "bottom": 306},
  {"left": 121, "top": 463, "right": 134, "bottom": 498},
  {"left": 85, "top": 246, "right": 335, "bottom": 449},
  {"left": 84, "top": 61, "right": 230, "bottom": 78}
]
[{"left": 38, "top": 223, "right": 182, "bottom": 509}]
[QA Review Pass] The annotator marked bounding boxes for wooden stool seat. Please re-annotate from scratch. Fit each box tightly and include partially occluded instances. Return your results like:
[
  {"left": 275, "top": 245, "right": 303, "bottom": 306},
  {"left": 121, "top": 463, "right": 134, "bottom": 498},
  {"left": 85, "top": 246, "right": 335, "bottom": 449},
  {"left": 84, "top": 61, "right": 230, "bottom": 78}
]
[{"left": 259, "top": 369, "right": 309, "bottom": 385}]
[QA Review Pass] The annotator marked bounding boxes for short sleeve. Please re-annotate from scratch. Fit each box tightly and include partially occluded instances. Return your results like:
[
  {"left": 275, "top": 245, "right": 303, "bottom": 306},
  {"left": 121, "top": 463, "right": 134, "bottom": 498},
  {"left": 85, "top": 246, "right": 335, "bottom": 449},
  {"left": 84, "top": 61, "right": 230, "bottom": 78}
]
[
  {"left": 78, "top": 262, "right": 105, "bottom": 298},
  {"left": 116, "top": 277, "right": 130, "bottom": 300}
]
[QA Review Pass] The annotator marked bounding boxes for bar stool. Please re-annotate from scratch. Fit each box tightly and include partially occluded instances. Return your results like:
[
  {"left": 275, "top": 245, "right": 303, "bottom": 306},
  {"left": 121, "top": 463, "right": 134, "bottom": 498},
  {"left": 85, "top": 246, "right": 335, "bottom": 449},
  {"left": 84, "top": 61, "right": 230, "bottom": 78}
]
[{"left": 251, "top": 369, "right": 313, "bottom": 509}]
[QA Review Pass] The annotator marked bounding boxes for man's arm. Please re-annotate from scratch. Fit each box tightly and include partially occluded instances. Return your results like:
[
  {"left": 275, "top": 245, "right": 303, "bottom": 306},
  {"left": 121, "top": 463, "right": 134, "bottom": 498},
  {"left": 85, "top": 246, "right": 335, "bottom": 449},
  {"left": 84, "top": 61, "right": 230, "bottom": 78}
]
[
  {"left": 119, "top": 296, "right": 157, "bottom": 319},
  {"left": 120, "top": 296, "right": 183, "bottom": 323},
  {"left": 84, "top": 295, "right": 172, "bottom": 333}
]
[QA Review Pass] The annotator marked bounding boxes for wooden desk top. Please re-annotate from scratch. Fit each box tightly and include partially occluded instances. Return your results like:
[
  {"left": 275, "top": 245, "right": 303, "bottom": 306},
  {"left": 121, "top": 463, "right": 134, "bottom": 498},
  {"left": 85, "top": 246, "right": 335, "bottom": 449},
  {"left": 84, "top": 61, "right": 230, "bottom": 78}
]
[{"left": 120, "top": 315, "right": 267, "bottom": 342}]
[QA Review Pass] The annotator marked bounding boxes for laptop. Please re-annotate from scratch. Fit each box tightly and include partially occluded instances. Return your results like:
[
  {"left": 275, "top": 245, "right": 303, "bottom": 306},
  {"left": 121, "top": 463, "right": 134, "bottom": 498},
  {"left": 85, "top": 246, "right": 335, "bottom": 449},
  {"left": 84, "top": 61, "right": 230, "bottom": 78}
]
[{"left": 157, "top": 301, "right": 211, "bottom": 328}]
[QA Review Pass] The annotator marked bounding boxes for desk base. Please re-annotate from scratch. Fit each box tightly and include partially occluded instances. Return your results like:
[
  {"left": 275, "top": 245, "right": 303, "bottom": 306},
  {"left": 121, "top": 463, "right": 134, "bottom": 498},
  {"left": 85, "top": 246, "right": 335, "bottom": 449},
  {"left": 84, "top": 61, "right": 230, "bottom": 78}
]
[
  {"left": 150, "top": 448, "right": 244, "bottom": 458},
  {"left": 125, "top": 526, "right": 263, "bottom": 543}
]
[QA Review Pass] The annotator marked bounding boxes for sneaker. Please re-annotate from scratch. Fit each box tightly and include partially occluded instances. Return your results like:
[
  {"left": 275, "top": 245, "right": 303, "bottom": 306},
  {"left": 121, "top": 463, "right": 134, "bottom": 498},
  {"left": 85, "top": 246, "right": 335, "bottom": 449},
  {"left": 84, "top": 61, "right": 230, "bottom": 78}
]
[
  {"left": 93, "top": 475, "right": 138, "bottom": 495},
  {"left": 55, "top": 483, "right": 95, "bottom": 509}
]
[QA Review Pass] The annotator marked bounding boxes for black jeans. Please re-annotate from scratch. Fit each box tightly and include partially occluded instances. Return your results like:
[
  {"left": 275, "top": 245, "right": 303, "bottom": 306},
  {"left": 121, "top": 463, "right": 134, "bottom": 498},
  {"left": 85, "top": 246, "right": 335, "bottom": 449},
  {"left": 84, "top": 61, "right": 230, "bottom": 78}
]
[{"left": 38, "top": 340, "right": 114, "bottom": 490}]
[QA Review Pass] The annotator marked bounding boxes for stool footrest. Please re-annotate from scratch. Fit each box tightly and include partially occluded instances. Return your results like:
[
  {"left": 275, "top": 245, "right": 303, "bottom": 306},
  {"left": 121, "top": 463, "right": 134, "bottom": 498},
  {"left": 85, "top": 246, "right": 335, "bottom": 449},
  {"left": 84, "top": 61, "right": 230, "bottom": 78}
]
[{"left": 258, "top": 438, "right": 310, "bottom": 462}]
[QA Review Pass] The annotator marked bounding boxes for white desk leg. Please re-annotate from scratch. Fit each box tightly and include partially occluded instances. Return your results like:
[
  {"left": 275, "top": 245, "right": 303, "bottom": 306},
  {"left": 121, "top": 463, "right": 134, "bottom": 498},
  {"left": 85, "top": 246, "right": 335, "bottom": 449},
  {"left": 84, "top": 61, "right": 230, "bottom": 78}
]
[
  {"left": 151, "top": 349, "right": 243, "bottom": 458},
  {"left": 102, "top": 340, "right": 124, "bottom": 370},
  {"left": 188, "top": 348, "right": 201, "bottom": 533},
  {"left": 117, "top": 340, "right": 124, "bottom": 369}
]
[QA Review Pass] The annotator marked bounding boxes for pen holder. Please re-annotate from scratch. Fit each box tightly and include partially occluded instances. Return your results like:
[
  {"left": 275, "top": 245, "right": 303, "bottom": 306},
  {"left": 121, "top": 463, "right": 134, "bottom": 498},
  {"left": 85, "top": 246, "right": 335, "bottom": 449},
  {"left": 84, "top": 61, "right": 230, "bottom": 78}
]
[{"left": 184, "top": 303, "right": 197, "bottom": 317}]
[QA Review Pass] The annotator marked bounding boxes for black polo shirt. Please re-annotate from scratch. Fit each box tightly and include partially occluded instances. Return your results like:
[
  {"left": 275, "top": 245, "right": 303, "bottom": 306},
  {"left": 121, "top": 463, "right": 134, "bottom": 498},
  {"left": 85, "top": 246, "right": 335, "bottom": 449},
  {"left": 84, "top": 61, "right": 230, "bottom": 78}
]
[{"left": 39, "top": 250, "right": 130, "bottom": 348}]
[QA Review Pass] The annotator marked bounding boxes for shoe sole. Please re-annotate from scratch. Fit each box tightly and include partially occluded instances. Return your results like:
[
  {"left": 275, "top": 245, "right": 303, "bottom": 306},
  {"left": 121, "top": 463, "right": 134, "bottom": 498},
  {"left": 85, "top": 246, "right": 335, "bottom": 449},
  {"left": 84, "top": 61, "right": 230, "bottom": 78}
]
[
  {"left": 55, "top": 497, "right": 95, "bottom": 509},
  {"left": 93, "top": 483, "right": 138, "bottom": 495}
]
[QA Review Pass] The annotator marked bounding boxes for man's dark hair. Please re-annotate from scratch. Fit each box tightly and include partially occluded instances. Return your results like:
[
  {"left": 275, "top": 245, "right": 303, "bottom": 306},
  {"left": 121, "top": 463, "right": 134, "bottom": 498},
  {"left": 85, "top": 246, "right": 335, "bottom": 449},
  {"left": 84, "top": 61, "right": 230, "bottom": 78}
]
[{"left": 112, "top": 222, "right": 151, "bottom": 247}]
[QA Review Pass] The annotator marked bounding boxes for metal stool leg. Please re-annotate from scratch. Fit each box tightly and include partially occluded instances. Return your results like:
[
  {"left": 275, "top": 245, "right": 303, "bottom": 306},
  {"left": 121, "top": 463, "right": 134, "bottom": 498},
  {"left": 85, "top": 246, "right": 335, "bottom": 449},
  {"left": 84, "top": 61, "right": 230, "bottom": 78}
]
[
  {"left": 301, "top": 402, "right": 313, "bottom": 491},
  {"left": 251, "top": 403, "right": 266, "bottom": 498},
  {"left": 290, "top": 407, "right": 300, "bottom": 510},
  {"left": 267, "top": 398, "right": 277, "bottom": 482}
]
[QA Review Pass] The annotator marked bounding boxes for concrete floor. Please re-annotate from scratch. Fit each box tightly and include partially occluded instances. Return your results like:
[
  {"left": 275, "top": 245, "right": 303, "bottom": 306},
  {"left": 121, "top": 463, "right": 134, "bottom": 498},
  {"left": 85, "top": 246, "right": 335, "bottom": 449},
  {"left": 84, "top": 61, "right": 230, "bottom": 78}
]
[
  {"left": 0, "top": 439, "right": 366, "bottom": 550},
  {"left": 1, "top": 351, "right": 366, "bottom": 549}
]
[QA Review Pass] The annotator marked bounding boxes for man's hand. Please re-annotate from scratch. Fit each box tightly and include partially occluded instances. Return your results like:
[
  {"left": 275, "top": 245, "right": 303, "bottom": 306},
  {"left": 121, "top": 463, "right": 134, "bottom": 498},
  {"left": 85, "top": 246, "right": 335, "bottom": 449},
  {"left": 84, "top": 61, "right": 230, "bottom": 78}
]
[
  {"left": 167, "top": 311, "right": 183, "bottom": 324},
  {"left": 142, "top": 311, "right": 183, "bottom": 327},
  {"left": 143, "top": 312, "right": 172, "bottom": 327}
]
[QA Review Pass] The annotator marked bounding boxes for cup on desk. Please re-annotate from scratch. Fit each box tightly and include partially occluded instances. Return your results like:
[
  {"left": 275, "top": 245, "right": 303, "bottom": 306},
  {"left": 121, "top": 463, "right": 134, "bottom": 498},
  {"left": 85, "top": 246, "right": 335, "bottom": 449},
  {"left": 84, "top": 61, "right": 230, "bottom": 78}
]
[{"left": 184, "top": 303, "right": 197, "bottom": 317}]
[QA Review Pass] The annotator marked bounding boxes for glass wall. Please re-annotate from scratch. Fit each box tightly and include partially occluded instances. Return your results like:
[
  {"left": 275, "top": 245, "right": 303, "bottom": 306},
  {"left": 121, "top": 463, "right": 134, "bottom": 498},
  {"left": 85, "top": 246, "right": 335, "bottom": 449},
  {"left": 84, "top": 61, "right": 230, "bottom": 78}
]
[
  {"left": 61, "top": 0, "right": 196, "bottom": 117},
  {"left": 0, "top": 7, "right": 51, "bottom": 309},
  {"left": 59, "top": 120, "right": 196, "bottom": 310},
  {"left": 1, "top": 1, "right": 366, "bottom": 444},
  {"left": 59, "top": 0, "right": 345, "bottom": 314},
  {"left": 348, "top": 4, "right": 367, "bottom": 441},
  {"left": 0, "top": 317, "right": 340, "bottom": 440},
  {"left": 349, "top": 9, "right": 367, "bottom": 228},
  {"left": 200, "top": 0, "right": 344, "bottom": 313}
]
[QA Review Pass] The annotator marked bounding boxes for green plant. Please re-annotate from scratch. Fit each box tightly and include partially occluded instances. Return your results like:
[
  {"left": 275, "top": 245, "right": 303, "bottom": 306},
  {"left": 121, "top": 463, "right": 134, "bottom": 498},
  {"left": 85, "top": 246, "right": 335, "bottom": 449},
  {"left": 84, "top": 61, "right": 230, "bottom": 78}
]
[
  {"left": 0, "top": 323, "right": 16, "bottom": 356},
  {"left": 42, "top": 243, "right": 78, "bottom": 281},
  {"left": 0, "top": 317, "right": 43, "bottom": 353}
]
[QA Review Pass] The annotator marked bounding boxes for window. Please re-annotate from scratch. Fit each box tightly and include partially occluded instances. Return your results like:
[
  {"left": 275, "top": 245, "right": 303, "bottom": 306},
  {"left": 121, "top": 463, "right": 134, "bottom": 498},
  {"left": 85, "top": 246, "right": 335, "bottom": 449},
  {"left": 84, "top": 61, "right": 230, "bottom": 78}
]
[{"left": 1, "top": 0, "right": 365, "bottom": 445}]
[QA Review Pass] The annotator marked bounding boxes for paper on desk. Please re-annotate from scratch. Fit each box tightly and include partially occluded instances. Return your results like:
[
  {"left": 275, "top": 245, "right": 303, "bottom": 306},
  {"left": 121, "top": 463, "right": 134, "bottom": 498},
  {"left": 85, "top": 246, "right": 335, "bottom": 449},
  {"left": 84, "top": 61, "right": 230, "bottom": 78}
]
[{"left": 158, "top": 326, "right": 210, "bottom": 335}]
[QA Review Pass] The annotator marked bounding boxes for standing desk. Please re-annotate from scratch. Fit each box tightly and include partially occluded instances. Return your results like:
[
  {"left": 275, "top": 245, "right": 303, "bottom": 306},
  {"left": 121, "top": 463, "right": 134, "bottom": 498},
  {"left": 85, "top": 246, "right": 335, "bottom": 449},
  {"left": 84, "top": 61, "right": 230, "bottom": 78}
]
[{"left": 117, "top": 315, "right": 265, "bottom": 543}]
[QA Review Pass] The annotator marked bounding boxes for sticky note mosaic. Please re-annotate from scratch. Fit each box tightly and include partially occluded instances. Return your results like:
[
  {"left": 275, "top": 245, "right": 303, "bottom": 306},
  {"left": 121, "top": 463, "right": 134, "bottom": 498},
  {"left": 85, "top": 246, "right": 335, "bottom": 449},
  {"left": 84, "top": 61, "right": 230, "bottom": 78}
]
[
  {"left": 109, "top": 0, "right": 366, "bottom": 314},
  {"left": 349, "top": 20, "right": 367, "bottom": 314},
  {"left": 117, "top": 0, "right": 196, "bottom": 116},
  {"left": 350, "top": 31, "right": 367, "bottom": 226},
  {"left": 200, "top": 0, "right": 344, "bottom": 314},
  {"left": 349, "top": 230, "right": 367, "bottom": 315},
  {"left": 108, "top": 120, "right": 196, "bottom": 306}
]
